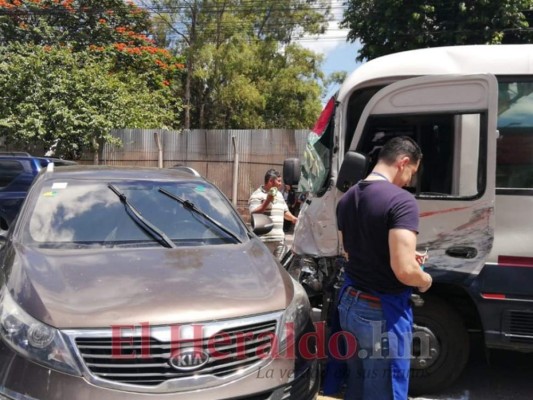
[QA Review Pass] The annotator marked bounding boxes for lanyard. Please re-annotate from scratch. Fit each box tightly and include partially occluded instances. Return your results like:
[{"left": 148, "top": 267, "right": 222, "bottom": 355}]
[{"left": 369, "top": 171, "right": 389, "bottom": 182}]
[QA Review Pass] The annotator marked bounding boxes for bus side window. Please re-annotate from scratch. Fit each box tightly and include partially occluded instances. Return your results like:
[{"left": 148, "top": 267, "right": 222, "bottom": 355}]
[
  {"left": 497, "top": 79, "right": 533, "bottom": 191},
  {"left": 356, "top": 112, "right": 486, "bottom": 199}
]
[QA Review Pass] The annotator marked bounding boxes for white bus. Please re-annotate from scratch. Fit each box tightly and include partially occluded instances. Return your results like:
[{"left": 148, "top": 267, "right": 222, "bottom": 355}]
[{"left": 284, "top": 44, "right": 533, "bottom": 394}]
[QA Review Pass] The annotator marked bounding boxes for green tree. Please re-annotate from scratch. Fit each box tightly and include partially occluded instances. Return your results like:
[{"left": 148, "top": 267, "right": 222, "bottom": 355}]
[
  {"left": 342, "top": 0, "right": 533, "bottom": 62},
  {"left": 0, "top": 43, "right": 175, "bottom": 162},
  {"left": 145, "top": 0, "right": 330, "bottom": 129},
  {"left": 260, "top": 44, "right": 324, "bottom": 128},
  {"left": 0, "top": 0, "right": 185, "bottom": 159}
]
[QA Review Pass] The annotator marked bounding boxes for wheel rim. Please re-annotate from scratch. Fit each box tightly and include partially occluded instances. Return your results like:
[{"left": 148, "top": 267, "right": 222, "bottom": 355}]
[{"left": 411, "top": 323, "right": 441, "bottom": 370}]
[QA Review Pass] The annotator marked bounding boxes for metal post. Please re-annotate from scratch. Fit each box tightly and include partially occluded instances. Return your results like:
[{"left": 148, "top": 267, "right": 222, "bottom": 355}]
[
  {"left": 231, "top": 135, "right": 239, "bottom": 207},
  {"left": 154, "top": 131, "right": 163, "bottom": 169}
]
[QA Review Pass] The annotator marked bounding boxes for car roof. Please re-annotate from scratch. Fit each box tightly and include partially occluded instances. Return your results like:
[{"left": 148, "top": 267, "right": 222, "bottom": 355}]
[
  {"left": 0, "top": 155, "right": 39, "bottom": 161},
  {"left": 38, "top": 165, "right": 206, "bottom": 183},
  {"left": 0, "top": 154, "right": 77, "bottom": 165},
  {"left": 0, "top": 152, "right": 32, "bottom": 156}
]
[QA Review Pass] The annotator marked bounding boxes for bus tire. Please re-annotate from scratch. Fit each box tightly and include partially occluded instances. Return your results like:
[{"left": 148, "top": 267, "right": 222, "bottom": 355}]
[{"left": 409, "top": 295, "right": 470, "bottom": 395}]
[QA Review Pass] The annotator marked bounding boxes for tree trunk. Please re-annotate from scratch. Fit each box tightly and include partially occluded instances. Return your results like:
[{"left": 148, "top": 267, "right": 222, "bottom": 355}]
[
  {"left": 92, "top": 137, "right": 99, "bottom": 165},
  {"left": 184, "top": 56, "right": 191, "bottom": 130}
]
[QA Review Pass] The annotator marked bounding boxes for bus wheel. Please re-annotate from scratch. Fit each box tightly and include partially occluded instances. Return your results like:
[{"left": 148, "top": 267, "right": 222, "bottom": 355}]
[{"left": 409, "top": 295, "right": 470, "bottom": 395}]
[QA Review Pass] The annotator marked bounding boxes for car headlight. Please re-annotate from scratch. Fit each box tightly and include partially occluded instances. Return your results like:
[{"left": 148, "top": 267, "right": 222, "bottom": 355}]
[
  {"left": 279, "top": 277, "right": 311, "bottom": 351},
  {"left": 0, "top": 287, "right": 81, "bottom": 376}
]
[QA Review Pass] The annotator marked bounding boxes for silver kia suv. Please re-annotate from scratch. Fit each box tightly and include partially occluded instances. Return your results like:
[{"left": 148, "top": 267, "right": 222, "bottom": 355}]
[{"left": 0, "top": 165, "right": 318, "bottom": 399}]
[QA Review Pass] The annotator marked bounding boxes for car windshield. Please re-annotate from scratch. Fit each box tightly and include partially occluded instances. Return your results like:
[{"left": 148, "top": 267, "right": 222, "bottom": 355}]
[{"left": 23, "top": 179, "right": 247, "bottom": 248}]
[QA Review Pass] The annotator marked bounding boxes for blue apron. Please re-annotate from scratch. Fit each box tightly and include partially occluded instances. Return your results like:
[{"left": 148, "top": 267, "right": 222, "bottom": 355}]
[{"left": 322, "top": 274, "right": 413, "bottom": 400}]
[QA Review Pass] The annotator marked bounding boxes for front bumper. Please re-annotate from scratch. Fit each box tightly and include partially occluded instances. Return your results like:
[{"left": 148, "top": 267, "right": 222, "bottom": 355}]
[{"left": 0, "top": 339, "right": 318, "bottom": 400}]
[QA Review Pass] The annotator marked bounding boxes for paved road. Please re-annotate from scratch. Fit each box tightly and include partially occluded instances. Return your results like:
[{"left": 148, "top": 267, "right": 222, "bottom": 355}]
[{"left": 318, "top": 335, "right": 533, "bottom": 400}]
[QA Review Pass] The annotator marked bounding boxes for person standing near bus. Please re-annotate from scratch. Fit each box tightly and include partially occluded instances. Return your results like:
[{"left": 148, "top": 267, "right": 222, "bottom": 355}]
[
  {"left": 249, "top": 168, "right": 297, "bottom": 259},
  {"left": 336, "top": 136, "right": 432, "bottom": 400}
]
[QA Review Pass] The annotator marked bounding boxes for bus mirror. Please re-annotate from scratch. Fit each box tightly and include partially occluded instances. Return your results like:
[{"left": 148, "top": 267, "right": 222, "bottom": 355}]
[
  {"left": 283, "top": 158, "right": 301, "bottom": 186},
  {"left": 336, "top": 152, "right": 368, "bottom": 193}
]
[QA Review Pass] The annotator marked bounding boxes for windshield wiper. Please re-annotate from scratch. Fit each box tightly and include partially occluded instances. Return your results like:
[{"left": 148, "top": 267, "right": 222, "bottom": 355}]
[
  {"left": 108, "top": 184, "right": 176, "bottom": 249},
  {"left": 158, "top": 187, "right": 242, "bottom": 243}
]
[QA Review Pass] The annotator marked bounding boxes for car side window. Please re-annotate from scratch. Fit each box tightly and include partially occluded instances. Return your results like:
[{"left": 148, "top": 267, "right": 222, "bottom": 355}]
[{"left": 0, "top": 160, "right": 24, "bottom": 189}]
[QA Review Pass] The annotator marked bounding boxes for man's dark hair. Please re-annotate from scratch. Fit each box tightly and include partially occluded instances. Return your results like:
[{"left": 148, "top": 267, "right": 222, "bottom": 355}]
[
  {"left": 379, "top": 136, "right": 422, "bottom": 165},
  {"left": 264, "top": 168, "right": 281, "bottom": 184}
]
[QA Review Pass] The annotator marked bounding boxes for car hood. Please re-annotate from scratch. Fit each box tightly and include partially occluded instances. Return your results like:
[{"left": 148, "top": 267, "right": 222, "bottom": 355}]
[{"left": 5, "top": 239, "right": 292, "bottom": 329}]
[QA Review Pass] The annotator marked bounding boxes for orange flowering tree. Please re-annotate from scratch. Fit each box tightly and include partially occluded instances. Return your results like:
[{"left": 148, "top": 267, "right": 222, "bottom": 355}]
[
  {"left": 0, "top": 0, "right": 185, "bottom": 160},
  {"left": 0, "top": 0, "right": 185, "bottom": 91},
  {"left": 0, "top": 0, "right": 151, "bottom": 48},
  {"left": 91, "top": 41, "right": 185, "bottom": 93}
]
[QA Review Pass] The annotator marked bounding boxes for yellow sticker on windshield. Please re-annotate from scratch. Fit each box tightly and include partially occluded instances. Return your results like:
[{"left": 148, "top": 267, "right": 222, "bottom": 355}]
[{"left": 43, "top": 191, "right": 58, "bottom": 197}]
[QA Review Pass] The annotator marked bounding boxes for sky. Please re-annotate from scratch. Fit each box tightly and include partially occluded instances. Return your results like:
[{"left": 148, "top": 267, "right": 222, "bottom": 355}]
[{"left": 295, "top": 0, "right": 362, "bottom": 99}]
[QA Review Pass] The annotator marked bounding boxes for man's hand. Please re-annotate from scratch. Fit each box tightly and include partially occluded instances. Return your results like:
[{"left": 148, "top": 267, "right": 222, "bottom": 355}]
[
  {"left": 266, "top": 187, "right": 278, "bottom": 203},
  {"left": 417, "top": 273, "right": 433, "bottom": 293}
]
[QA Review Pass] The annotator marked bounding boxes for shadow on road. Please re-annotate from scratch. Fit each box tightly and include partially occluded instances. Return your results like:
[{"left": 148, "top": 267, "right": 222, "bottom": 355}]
[
  {"left": 411, "top": 334, "right": 533, "bottom": 400},
  {"left": 319, "top": 333, "right": 533, "bottom": 400}
]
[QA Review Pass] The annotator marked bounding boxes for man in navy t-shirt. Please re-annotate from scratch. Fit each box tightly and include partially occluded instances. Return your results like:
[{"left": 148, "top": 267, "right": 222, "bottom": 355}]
[{"left": 336, "top": 136, "right": 432, "bottom": 400}]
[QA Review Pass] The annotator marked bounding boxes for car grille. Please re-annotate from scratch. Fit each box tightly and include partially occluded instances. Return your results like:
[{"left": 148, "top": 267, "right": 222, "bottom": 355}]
[{"left": 75, "top": 320, "right": 277, "bottom": 386}]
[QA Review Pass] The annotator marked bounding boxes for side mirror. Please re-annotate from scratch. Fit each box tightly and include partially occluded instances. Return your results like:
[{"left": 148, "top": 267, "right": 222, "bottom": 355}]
[
  {"left": 251, "top": 214, "right": 274, "bottom": 236},
  {"left": 336, "top": 151, "right": 368, "bottom": 193},
  {"left": 283, "top": 158, "right": 301, "bottom": 187}
]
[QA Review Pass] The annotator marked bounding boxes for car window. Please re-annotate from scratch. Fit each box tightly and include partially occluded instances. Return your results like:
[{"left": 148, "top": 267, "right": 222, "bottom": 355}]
[
  {"left": 23, "top": 179, "right": 247, "bottom": 247},
  {"left": 0, "top": 160, "right": 24, "bottom": 188}
]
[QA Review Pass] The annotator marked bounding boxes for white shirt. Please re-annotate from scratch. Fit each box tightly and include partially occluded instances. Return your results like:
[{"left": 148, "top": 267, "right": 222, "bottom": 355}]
[{"left": 248, "top": 186, "right": 288, "bottom": 242}]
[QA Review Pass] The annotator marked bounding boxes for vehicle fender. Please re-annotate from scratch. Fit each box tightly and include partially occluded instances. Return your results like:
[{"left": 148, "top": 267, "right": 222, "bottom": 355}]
[{"left": 292, "top": 187, "right": 340, "bottom": 257}]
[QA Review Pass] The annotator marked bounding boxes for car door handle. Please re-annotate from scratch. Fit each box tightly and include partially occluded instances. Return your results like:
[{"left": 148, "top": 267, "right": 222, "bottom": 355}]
[{"left": 445, "top": 246, "right": 478, "bottom": 259}]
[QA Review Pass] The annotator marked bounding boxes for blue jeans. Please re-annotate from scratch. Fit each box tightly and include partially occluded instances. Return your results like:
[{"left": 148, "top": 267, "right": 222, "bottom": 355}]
[{"left": 338, "top": 289, "right": 393, "bottom": 400}]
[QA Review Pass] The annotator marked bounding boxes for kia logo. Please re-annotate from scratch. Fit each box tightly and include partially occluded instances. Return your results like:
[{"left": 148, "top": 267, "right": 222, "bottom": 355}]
[{"left": 169, "top": 348, "right": 210, "bottom": 371}]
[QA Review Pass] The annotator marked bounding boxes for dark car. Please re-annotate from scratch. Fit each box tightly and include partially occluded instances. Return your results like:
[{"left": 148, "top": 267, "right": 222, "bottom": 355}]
[
  {"left": 0, "top": 154, "right": 76, "bottom": 230},
  {"left": 0, "top": 165, "right": 318, "bottom": 399}
]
